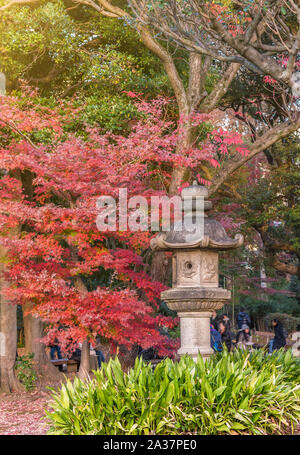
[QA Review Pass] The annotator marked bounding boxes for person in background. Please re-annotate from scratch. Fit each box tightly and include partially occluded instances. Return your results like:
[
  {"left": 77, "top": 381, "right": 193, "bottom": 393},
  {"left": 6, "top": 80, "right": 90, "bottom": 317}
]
[
  {"left": 220, "top": 314, "right": 231, "bottom": 330},
  {"left": 210, "top": 310, "right": 219, "bottom": 330},
  {"left": 93, "top": 335, "right": 105, "bottom": 369},
  {"left": 50, "top": 341, "right": 62, "bottom": 360},
  {"left": 218, "top": 321, "right": 235, "bottom": 352},
  {"left": 269, "top": 319, "right": 286, "bottom": 353},
  {"left": 236, "top": 324, "right": 252, "bottom": 349},
  {"left": 70, "top": 346, "right": 81, "bottom": 363},
  {"left": 49, "top": 325, "right": 65, "bottom": 360},
  {"left": 236, "top": 308, "right": 251, "bottom": 331},
  {"left": 138, "top": 346, "right": 158, "bottom": 361},
  {"left": 210, "top": 324, "right": 222, "bottom": 352}
]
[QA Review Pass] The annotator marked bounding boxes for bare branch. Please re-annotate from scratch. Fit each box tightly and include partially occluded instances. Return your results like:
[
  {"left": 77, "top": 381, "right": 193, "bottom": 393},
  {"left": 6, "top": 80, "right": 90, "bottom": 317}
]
[
  {"left": 200, "top": 63, "right": 240, "bottom": 113},
  {"left": 0, "top": 118, "right": 39, "bottom": 150},
  {"left": 139, "top": 27, "right": 189, "bottom": 113},
  {"left": 273, "top": 257, "right": 298, "bottom": 276},
  {"left": 129, "top": 1, "right": 299, "bottom": 88},
  {"left": 208, "top": 115, "right": 300, "bottom": 196}
]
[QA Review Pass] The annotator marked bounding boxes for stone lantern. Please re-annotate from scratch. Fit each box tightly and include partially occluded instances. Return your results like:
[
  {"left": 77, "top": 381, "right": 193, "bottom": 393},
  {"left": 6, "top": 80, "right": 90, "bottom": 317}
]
[{"left": 150, "top": 182, "right": 243, "bottom": 360}]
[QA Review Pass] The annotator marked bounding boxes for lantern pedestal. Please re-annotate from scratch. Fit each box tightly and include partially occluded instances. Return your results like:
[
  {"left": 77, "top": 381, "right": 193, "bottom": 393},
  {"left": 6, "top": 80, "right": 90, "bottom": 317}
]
[
  {"left": 161, "top": 286, "right": 230, "bottom": 361},
  {"left": 178, "top": 312, "right": 213, "bottom": 360}
]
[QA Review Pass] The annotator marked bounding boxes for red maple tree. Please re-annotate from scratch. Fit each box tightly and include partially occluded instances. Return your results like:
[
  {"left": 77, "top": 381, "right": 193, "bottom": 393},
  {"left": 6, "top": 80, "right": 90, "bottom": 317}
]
[{"left": 0, "top": 89, "right": 248, "bottom": 355}]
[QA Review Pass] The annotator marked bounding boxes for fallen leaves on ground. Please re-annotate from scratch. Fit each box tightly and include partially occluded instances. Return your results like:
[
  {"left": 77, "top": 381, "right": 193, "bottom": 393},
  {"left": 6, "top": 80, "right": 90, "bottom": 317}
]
[{"left": 0, "top": 391, "right": 50, "bottom": 435}]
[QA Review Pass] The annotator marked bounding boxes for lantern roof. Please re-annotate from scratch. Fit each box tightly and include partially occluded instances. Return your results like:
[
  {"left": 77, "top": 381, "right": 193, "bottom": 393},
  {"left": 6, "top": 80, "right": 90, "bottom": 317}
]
[{"left": 150, "top": 181, "right": 243, "bottom": 251}]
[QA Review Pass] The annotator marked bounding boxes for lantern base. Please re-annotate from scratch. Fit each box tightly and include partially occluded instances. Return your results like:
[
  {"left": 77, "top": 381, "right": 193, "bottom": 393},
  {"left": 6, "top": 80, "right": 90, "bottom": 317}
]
[
  {"left": 177, "top": 347, "right": 214, "bottom": 361},
  {"left": 162, "top": 288, "right": 230, "bottom": 361},
  {"left": 177, "top": 311, "right": 214, "bottom": 361}
]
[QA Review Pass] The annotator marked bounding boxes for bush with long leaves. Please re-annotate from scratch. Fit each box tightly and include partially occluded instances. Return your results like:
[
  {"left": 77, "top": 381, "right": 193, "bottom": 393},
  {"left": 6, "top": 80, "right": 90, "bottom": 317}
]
[{"left": 47, "top": 349, "right": 300, "bottom": 435}]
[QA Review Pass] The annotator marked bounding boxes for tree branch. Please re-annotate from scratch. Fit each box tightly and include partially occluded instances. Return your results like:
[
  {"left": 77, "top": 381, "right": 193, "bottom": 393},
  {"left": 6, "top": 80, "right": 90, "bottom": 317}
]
[
  {"left": 200, "top": 63, "right": 240, "bottom": 113},
  {"left": 209, "top": 116, "right": 300, "bottom": 196},
  {"left": 139, "top": 28, "right": 189, "bottom": 113},
  {"left": 273, "top": 258, "right": 298, "bottom": 276},
  {"left": 0, "top": 118, "right": 39, "bottom": 150}
]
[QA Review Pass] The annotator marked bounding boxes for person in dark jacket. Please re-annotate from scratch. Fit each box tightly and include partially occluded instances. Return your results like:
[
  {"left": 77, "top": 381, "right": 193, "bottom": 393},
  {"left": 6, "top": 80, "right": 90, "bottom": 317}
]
[
  {"left": 269, "top": 319, "right": 286, "bottom": 353},
  {"left": 70, "top": 347, "right": 81, "bottom": 363},
  {"left": 221, "top": 314, "right": 231, "bottom": 329},
  {"left": 236, "top": 308, "right": 251, "bottom": 330},
  {"left": 50, "top": 343, "right": 62, "bottom": 360},
  {"left": 49, "top": 336, "right": 62, "bottom": 360},
  {"left": 218, "top": 321, "right": 234, "bottom": 352},
  {"left": 210, "top": 310, "right": 219, "bottom": 330},
  {"left": 211, "top": 324, "right": 223, "bottom": 352},
  {"left": 93, "top": 336, "right": 105, "bottom": 368}
]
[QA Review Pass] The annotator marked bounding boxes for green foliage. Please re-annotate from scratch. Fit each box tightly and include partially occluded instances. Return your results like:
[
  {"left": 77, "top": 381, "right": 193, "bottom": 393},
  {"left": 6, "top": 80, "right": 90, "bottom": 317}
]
[
  {"left": 0, "top": 0, "right": 170, "bottom": 133},
  {"left": 47, "top": 351, "right": 300, "bottom": 435},
  {"left": 0, "top": 0, "right": 167, "bottom": 96},
  {"left": 290, "top": 275, "right": 300, "bottom": 301},
  {"left": 15, "top": 353, "right": 37, "bottom": 391},
  {"left": 219, "top": 134, "right": 300, "bottom": 311},
  {"left": 79, "top": 94, "right": 138, "bottom": 133},
  {"left": 241, "top": 137, "right": 300, "bottom": 250},
  {"left": 264, "top": 313, "right": 300, "bottom": 333},
  {"left": 240, "top": 291, "right": 300, "bottom": 320}
]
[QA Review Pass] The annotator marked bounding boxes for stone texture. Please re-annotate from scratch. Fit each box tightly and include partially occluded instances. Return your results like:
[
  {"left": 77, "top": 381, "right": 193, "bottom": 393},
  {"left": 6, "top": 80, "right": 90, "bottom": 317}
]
[
  {"left": 161, "top": 286, "right": 230, "bottom": 302},
  {"left": 178, "top": 312, "right": 213, "bottom": 360}
]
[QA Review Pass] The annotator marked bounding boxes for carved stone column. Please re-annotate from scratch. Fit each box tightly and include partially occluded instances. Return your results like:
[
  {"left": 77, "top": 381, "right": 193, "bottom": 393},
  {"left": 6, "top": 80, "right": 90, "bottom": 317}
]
[
  {"left": 178, "top": 312, "right": 213, "bottom": 359},
  {"left": 161, "top": 287, "right": 230, "bottom": 360}
]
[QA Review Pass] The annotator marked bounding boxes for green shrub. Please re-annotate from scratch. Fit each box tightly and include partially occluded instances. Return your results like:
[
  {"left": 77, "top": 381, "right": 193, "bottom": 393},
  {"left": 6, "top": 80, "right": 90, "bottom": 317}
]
[
  {"left": 264, "top": 313, "right": 300, "bottom": 333},
  {"left": 15, "top": 353, "right": 37, "bottom": 391},
  {"left": 46, "top": 350, "right": 300, "bottom": 435}
]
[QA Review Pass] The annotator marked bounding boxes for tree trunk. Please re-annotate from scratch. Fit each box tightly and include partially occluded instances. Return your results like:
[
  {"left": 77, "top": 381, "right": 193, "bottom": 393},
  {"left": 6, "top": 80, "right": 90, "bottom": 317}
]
[
  {"left": 78, "top": 340, "right": 90, "bottom": 380},
  {"left": 23, "top": 302, "right": 61, "bottom": 381},
  {"left": 0, "top": 246, "right": 22, "bottom": 393},
  {"left": 168, "top": 120, "right": 193, "bottom": 196},
  {"left": 70, "top": 273, "right": 92, "bottom": 381},
  {"left": 154, "top": 116, "right": 193, "bottom": 284}
]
